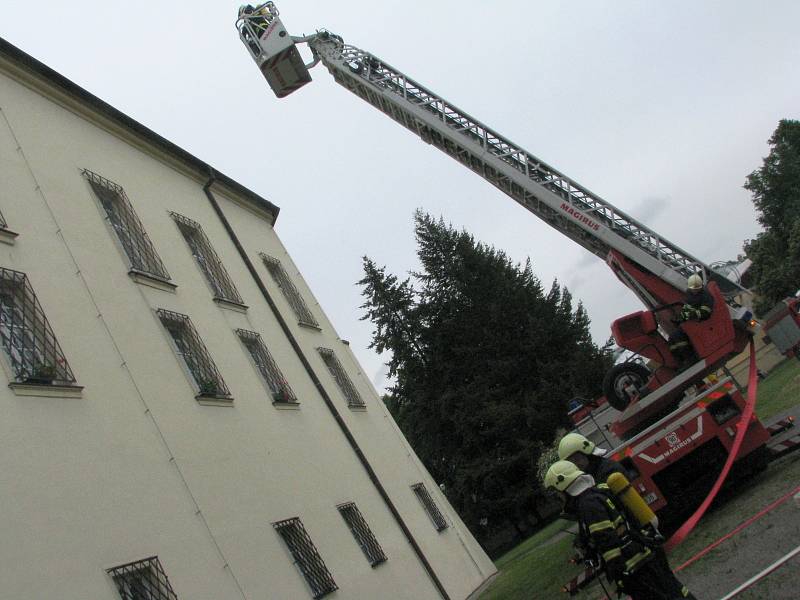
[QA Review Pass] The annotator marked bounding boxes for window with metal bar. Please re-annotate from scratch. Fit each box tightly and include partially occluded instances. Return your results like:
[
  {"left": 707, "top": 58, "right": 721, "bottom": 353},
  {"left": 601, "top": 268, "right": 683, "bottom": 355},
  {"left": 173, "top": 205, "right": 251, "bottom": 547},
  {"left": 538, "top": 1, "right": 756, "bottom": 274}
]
[
  {"left": 156, "top": 309, "right": 230, "bottom": 399},
  {"left": 83, "top": 169, "right": 172, "bottom": 282},
  {"left": 260, "top": 253, "right": 319, "bottom": 328},
  {"left": 273, "top": 517, "right": 337, "bottom": 599},
  {"left": 236, "top": 328, "right": 298, "bottom": 404},
  {"left": 411, "top": 483, "right": 448, "bottom": 532},
  {"left": 0, "top": 268, "right": 76, "bottom": 385},
  {"left": 170, "top": 212, "right": 244, "bottom": 306},
  {"left": 0, "top": 208, "right": 7, "bottom": 229},
  {"left": 107, "top": 556, "right": 178, "bottom": 600},
  {"left": 316, "top": 347, "right": 364, "bottom": 408},
  {"left": 337, "top": 502, "right": 387, "bottom": 567}
]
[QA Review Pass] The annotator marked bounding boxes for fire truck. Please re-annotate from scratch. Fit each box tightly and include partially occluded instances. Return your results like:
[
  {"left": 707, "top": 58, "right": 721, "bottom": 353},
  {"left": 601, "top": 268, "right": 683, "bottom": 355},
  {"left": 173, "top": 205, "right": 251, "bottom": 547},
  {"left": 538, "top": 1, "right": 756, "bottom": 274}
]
[
  {"left": 234, "top": 3, "right": 777, "bottom": 530},
  {"left": 762, "top": 295, "right": 800, "bottom": 360}
]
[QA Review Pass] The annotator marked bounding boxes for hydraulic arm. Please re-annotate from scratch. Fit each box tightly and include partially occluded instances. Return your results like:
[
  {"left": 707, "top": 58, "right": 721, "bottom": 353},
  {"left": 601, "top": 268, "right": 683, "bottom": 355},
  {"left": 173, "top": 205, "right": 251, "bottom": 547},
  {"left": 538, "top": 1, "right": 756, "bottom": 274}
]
[{"left": 235, "top": 3, "right": 756, "bottom": 434}]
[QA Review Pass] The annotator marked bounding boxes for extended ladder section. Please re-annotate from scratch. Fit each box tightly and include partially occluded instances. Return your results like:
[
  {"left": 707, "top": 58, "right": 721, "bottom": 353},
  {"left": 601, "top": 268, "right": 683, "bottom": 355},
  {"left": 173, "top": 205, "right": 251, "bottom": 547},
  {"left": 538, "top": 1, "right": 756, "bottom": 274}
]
[{"left": 307, "top": 34, "right": 742, "bottom": 302}]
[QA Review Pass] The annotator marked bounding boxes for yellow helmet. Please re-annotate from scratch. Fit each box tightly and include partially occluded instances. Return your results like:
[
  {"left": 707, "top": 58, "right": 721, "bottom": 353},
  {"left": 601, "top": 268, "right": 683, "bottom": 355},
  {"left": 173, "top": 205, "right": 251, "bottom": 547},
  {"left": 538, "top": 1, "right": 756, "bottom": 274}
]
[
  {"left": 544, "top": 460, "right": 584, "bottom": 492},
  {"left": 558, "top": 432, "right": 605, "bottom": 460},
  {"left": 687, "top": 273, "right": 703, "bottom": 291}
]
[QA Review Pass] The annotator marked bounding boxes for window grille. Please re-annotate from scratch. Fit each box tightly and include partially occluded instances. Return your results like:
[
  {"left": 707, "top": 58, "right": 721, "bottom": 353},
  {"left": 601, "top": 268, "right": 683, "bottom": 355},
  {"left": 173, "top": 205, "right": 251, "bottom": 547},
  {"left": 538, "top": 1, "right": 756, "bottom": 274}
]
[
  {"left": 411, "top": 483, "right": 448, "bottom": 532},
  {"left": 337, "top": 502, "right": 387, "bottom": 567},
  {"left": 316, "top": 347, "right": 364, "bottom": 408},
  {"left": 236, "top": 329, "right": 297, "bottom": 404},
  {"left": 83, "top": 169, "right": 171, "bottom": 282},
  {"left": 273, "top": 517, "right": 338, "bottom": 599},
  {"left": 107, "top": 556, "right": 178, "bottom": 600},
  {"left": 156, "top": 309, "right": 230, "bottom": 398},
  {"left": 0, "top": 208, "right": 7, "bottom": 229},
  {"left": 0, "top": 268, "right": 76, "bottom": 384},
  {"left": 170, "top": 212, "right": 244, "bottom": 306},
  {"left": 260, "top": 253, "right": 319, "bottom": 328}
]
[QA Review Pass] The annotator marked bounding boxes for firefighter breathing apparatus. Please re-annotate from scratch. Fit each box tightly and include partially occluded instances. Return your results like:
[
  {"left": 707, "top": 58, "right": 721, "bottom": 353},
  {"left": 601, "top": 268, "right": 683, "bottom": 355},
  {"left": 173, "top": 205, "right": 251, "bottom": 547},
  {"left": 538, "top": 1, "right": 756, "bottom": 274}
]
[{"left": 607, "top": 471, "right": 659, "bottom": 530}]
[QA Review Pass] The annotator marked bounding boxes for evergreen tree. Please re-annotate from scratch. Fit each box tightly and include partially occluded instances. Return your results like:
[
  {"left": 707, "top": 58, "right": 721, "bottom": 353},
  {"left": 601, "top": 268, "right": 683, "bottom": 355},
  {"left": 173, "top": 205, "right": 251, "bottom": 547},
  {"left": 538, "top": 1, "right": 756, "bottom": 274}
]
[
  {"left": 359, "top": 211, "right": 612, "bottom": 547},
  {"left": 744, "top": 119, "right": 800, "bottom": 314}
]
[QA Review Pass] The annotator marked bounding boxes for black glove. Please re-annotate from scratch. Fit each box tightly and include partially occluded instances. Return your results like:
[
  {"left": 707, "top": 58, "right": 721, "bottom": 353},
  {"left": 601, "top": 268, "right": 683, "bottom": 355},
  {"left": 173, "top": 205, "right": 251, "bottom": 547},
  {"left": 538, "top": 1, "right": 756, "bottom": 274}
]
[{"left": 605, "top": 557, "right": 625, "bottom": 583}]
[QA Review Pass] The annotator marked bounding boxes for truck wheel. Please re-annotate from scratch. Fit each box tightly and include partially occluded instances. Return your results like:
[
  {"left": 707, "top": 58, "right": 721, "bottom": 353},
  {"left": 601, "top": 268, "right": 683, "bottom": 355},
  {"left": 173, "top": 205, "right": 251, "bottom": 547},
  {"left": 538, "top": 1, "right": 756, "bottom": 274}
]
[{"left": 603, "top": 363, "right": 651, "bottom": 411}]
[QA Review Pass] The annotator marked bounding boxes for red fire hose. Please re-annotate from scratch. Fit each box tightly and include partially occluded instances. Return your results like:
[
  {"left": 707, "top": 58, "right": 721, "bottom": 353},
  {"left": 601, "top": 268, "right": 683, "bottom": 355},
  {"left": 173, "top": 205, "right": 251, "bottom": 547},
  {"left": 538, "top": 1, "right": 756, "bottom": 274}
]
[{"left": 664, "top": 340, "right": 759, "bottom": 551}]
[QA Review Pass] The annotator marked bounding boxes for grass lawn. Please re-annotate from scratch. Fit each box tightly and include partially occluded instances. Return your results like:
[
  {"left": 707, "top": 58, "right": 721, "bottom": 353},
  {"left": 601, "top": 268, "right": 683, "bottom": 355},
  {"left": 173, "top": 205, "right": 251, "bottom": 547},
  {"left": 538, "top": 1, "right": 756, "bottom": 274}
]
[
  {"left": 478, "top": 519, "right": 584, "bottom": 599},
  {"left": 752, "top": 357, "right": 800, "bottom": 422}
]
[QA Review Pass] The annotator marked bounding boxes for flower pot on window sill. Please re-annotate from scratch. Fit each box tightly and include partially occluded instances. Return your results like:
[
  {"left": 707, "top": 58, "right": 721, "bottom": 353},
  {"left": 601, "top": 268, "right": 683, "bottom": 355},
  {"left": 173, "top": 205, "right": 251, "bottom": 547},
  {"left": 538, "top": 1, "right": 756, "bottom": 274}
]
[
  {"left": 24, "top": 376, "right": 55, "bottom": 385},
  {"left": 272, "top": 389, "right": 295, "bottom": 403},
  {"left": 25, "top": 365, "right": 58, "bottom": 385}
]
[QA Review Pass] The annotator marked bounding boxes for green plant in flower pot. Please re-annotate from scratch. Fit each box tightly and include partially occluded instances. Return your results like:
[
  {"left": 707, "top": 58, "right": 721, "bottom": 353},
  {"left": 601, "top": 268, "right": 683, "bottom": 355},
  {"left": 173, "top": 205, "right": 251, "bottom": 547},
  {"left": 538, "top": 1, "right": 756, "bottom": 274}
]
[
  {"left": 26, "top": 363, "right": 57, "bottom": 384},
  {"left": 198, "top": 379, "right": 219, "bottom": 396},
  {"left": 272, "top": 386, "right": 293, "bottom": 403}
]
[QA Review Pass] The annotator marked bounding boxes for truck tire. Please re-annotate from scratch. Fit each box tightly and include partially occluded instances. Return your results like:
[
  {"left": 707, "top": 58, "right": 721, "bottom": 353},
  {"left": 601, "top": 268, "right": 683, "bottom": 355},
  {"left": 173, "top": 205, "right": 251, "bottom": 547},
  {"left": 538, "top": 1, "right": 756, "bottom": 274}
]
[{"left": 603, "top": 363, "right": 651, "bottom": 411}]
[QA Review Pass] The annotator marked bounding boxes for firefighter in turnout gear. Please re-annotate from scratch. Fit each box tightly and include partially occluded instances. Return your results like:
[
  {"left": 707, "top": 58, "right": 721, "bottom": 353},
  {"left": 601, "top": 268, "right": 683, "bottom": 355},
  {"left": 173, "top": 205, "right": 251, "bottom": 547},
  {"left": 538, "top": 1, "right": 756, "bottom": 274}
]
[
  {"left": 558, "top": 432, "right": 629, "bottom": 484},
  {"left": 544, "top": 461, "right": 697, "bottom": 600},
  {"left": 668, "top": 273, "right": 715, "bottom": 365}
]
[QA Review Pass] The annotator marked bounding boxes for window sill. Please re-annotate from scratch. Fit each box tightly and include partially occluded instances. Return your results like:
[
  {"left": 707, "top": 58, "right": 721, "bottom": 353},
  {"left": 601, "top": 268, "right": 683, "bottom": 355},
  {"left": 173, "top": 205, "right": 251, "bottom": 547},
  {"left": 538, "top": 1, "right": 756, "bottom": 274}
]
[
  {"left": 370, "top": 558, "right": 388, "bottom": 569},
  {"left": 0, "top": 228, "right": 19, "bottom": 246},
  {"left": 273, "top": 401, "right": 301, "bottom": 410},
  {"left": 298, "top": 321, "right": 322, "bottom": 331},
  {"left": 213, "top": 297, "right": 249, "bottom": 313},
  {"left": 195, "top": 394, "right": 234, "bottom": 407},
  {"left": 348, "top": 404, "right": 367, "bottom": 412},
  {"left": 9, "top": 381, "right": 84, "bottom": 398},
  {"left": 129, "top": 269, "right": 177, "bottom": 293}
]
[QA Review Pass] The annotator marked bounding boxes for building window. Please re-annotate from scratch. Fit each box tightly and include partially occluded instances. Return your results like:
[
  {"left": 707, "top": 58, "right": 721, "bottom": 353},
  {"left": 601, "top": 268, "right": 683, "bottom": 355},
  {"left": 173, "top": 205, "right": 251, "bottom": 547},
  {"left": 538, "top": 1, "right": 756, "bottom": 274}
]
[
  {"left": 107, "top": 556, "right": 178, "bottom": 600},
  {"left": 0, "top": 268, "right": 76, "bottom": 385},
  {"left": 337, "top": 502, "right": 387, "bottom": 567},
  {"left": 236, "top": 329, "right": 298, "bottom": 405},
  {"left": 156, "top": 309, "right": 231, "bottom": 400},
  {"left": 411, "top": 483, "right": 448, "bottom": 532},
  {"left": 170, "top": 212, "right": 245, "bottom": 307},
  {"left": 83, "top": 169, "right": 172, "bottom": 283},
  {"left": 0, "top": 206, "right": 18, "bottom": 244},
  {"left": 316, "top": 347, "right": 364, "bottom": 408},
  {"left": 273, "top": 517, "right": 338, "bottom": 599},
  {"left": 260, "top": 253, "right": 319, "bottom": 328}
]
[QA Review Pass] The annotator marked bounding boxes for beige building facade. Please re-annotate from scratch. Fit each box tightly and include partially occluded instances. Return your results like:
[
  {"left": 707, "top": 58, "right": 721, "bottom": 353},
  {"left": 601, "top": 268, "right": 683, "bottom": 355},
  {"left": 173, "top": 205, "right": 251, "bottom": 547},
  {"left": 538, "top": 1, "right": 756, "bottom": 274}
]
[{"left": 0, "top": 38, "right": 495, "bottom": 600}]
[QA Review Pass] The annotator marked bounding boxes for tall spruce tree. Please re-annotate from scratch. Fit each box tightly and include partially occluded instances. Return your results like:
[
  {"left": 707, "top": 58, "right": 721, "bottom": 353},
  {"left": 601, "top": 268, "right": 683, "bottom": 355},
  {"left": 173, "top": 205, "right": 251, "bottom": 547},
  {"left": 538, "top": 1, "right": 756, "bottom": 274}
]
[
  {"left": 744, "top": 119, "right": 800, "bottom": 314},
  {"left": 359, "top": 211, "right": 612, "bottom": 546}
]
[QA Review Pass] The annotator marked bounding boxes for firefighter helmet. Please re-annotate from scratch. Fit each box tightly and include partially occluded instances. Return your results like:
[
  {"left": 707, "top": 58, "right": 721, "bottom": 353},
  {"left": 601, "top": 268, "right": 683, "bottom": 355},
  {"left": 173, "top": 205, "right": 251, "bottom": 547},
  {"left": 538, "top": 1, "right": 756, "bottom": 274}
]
[
  {"left": 544, "top": 460, "right": 584, "bottom": 492},
  {"left": 687, "top": 273, "right": 704, "bottom": 291},
  {"left": 558, "top": 432, "right": 607, "bottom": 460}
]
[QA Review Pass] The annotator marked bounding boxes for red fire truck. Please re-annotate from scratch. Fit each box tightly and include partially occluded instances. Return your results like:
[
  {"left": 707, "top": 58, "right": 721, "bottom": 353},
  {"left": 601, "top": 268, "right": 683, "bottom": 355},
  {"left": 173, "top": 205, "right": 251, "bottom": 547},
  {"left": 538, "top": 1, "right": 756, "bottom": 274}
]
[
  {"left": 235, "top": 3, "right": 775, "bottom": 530},
  {"left": 762, "top": 295, "right": 800, "bottom": 360}
]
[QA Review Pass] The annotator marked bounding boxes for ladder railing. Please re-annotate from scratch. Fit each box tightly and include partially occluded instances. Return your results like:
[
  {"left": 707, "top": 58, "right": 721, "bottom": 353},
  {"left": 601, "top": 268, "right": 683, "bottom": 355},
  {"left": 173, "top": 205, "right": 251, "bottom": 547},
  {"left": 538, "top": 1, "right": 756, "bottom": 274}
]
[{"left": 309, "top": 34, "right": 742, "bottom": 297}]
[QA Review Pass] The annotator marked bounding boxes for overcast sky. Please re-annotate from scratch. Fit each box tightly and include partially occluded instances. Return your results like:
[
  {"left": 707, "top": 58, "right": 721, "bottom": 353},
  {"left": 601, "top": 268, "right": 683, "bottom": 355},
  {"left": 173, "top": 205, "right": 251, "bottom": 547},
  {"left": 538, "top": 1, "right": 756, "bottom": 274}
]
[{"left": 3, "top": 1, "right": 799, "bottom": 391}]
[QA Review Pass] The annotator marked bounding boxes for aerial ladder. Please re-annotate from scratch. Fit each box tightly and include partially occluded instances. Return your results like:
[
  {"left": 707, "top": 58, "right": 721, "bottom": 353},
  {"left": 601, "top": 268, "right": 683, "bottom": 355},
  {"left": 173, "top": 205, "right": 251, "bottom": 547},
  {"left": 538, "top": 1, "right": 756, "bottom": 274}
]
[{"left": 235, "top": 3, "right": 773, "bottom": 528}]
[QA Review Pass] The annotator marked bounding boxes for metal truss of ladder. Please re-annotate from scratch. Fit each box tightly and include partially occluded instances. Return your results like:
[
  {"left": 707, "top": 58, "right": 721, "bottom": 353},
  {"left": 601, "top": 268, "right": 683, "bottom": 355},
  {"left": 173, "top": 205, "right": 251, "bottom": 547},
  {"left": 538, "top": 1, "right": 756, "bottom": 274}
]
[{"left": 309, "top": 34, "right": 742, "bottom": 297}]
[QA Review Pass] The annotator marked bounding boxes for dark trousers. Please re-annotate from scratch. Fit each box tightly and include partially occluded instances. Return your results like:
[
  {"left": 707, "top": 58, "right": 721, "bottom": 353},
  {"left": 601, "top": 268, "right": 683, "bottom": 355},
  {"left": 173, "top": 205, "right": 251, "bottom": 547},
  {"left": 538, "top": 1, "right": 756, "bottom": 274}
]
[
  {"left": 619, "top": 550, "right": 696, "bottom": 599},
  {"left": 668, "top": 330, "right": 696, "bottom": 365}
]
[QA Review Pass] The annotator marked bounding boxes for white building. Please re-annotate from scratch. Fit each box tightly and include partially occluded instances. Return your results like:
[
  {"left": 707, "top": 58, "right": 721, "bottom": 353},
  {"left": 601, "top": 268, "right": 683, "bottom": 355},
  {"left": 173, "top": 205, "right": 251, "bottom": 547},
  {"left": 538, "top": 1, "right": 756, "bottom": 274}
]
[{"left": 0, "top": 37, "right": 495, "bottom": 600}]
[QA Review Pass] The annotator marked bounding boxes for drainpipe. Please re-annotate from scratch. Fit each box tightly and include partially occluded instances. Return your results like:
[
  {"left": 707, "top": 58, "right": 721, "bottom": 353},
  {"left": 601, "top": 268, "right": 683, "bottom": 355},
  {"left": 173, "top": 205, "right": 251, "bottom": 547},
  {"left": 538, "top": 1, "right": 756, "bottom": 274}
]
[{"left": 202, "top": 170, "right": 450, "bottom": 600}]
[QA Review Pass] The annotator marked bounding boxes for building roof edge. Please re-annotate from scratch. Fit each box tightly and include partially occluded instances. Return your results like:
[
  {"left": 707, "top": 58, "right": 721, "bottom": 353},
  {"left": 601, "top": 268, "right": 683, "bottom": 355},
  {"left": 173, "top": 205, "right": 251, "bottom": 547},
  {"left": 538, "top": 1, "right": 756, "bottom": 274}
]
[{"left": 0, "top": 36, "right": 280, "bottom": 225}]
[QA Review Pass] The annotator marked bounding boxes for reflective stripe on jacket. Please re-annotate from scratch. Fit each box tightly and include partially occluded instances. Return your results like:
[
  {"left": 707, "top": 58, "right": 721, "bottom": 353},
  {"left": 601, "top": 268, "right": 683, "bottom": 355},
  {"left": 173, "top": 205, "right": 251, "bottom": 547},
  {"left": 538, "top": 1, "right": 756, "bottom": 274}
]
[{"left": 575, "top": 488, "right": 653, "bottom": 575}]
